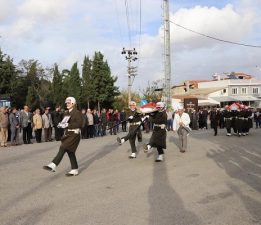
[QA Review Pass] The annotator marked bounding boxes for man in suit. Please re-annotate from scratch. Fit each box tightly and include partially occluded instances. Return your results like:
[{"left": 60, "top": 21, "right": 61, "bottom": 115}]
[
  {"left": 20, "top": 105, "right": 33, "bottom": 144},
  {"left": 43, "top": 97, "right": 83, "bottom": 176}
]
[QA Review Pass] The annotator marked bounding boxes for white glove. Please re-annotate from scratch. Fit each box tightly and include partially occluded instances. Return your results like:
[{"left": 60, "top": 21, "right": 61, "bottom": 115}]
[
  {"left": 57, "top": 122, "right": 68, "bottom": 128},
  {"left": 142, "top": 115, "right": 149, "bottom": 122},
  {"left": 128, "top": 116, "right": 134, "bottom": 120}
]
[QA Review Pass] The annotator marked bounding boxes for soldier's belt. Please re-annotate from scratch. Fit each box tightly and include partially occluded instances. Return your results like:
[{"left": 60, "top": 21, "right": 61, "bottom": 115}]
[
  {"left": 224, "top": 118, "right": 232, "bottom": 120},
  {"left": 237, "top": 117, "right": 244, "bottom": 119},
  {"left": 154, "top": 124, "right": 166, "bottom": 129},
  {"left": 129, "top": 122, "right": 141, "bottom": 126},
  {"left": 67, "top": 128, "right": 80, "bottom": 134}
]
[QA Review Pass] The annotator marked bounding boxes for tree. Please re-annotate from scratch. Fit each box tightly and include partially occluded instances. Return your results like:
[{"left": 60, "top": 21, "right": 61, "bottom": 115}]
[
  {"left": 92, "top": 52, "right": 119, "bottom": 111},
  {"left": 0, "top": 49, "right": 18, "bottom": 97},
  {"left": 18, "top": 59, "right": 51, "bottom": 108},
  {"left": 81, "top": 56, "right": 93, "bottom": 108},
  {"left": 63, "top": 62, "right": 81, "bottom": 104},
  {"left": 51, "top": 64, "right": 64, "bottom": 106},
  {"left": 140, "top": 80, "right": 162, "bottom": 103}
]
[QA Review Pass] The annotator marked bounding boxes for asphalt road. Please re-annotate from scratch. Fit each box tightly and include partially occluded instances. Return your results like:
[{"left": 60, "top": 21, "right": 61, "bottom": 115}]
[{"left": 0, "top": 127, "right": 260, "bottom": 225}]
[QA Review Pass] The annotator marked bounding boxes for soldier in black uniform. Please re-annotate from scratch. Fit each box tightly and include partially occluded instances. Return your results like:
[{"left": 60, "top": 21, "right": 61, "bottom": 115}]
[
  {"left": 246, "top": 107, "right": 253, "bottom": 135},
  {"left": 117, "top": 101, "right": 142, "bottom": 159},
  {"left": 143, "top": 102, "right": 167, "bottom": 162},
  {"left": 242, "top": 106, "right": 253, "bottom": 135},
  {"left": 236, "top": 106, "right": 245, "bottom": 136},
  {"left": 209, "top": 106, "right": 220, "bottom": 136},
  {"left": 223, "top": 105, "right": 232, "bottom": 136},
  {"left": 43, "top": 97, "right": 83, "bottom": 176}
]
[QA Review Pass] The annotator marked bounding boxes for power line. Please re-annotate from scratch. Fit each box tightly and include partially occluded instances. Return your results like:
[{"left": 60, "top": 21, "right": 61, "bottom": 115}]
[
  {"left": 170, "top": 20, "right": 261, "bottom": 48},
  {"left": 124, "top": 0, "right": 132, "bottom": 47}
]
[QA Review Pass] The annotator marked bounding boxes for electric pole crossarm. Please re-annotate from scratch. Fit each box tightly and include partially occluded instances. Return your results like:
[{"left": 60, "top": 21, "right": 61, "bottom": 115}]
[{"left": 121, "top": 48, "right": 138, "bottom": 104}]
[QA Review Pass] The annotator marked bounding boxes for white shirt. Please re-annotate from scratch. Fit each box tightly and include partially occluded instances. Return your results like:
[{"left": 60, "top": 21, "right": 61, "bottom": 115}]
[{"left": 173, "top": 112, "right": 191, "bottom": 131}]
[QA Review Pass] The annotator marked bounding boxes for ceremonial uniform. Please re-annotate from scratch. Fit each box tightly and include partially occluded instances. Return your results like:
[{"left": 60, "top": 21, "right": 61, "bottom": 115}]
[
  {"left": 43, "top": 97, "right": 83, "bottom": 176},
  {"left": 117, "top": 101, "right": 142, "bottom": 159},
  {"left": 210, "top": 108, "right": 220, "bottom": 136},
  {"left": 144, "top": 102, "right": 167, "bottom": 162},
  {"left": 236, "top": 109, "right": 244, "bottom": 136},
  {"left": 223, "top": 107, "right": 232, "bottom": 136}
]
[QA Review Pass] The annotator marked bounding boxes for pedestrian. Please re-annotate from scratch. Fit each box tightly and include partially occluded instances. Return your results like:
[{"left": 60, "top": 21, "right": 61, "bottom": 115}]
[
  {"left": 42, "top": 108, "right": 53, "bottom": 142},
  {"left": 100, "top": 108, "right": 107, "bottom": 136},
  {"left": 117, "top": 101, "right": 142, "bottom": 159},
  {"left": 9, "top": 107, "right": 20, "bottom": 146},
  {"left": 81, "top": 109, "right": 87, "bottom": 139},
  {"left": 33, "top": 108, "right": 43, "bottom": 143},
  {"left": 166, "top": 108, "right": 173, "bottom": 131},
  {"left": 173, "top": 106, "right": 191, "bottom": 153},
  {"left": 120, "top": 109, "right": 127, "bottom": 132},
  {"left": 43, "top": 97, "right": 83, "bottom": 176},
  {"left": 143, "top": 102, "right": 167, "bottom": 162},
  {"left": 0, "top": 107, "right": 9, "bottom": 147},
  {"left": 210, "top": 106, "right": 220, "bottom": 136},
  {"left": 20, "top": 105, "right": 33, "bottom": 144},
  {"left": 52, "top": 106, "right": 63, "bottom": 141}
]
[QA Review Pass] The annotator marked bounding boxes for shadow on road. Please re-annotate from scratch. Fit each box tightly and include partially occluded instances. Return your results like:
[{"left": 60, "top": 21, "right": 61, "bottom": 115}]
[
  {"left": 203, "top": 129, "right": 261, "bottom": 223},
  {"left": 148, "top": 161, "right": 201, "bottom": 225}
]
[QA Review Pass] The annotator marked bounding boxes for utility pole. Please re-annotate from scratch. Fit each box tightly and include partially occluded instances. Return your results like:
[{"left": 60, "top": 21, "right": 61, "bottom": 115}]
[
  {"left": 163, "top": 0, "right": 172, "bottom": 106},
  {"left": 121, "top": 48, "right": 138, "bottom": 104}
]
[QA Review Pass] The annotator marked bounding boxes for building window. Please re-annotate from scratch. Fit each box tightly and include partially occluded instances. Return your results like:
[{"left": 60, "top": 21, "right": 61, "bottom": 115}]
[
  {"left": 223, "top": 89, "right": 226, "bottom": 94},
  {"left": 241, "top": 87, "right": 247, "bottom": 94},
  {"left": 253, "top": 87, "right": 259, "bottom": 94},
  {"left": 232, "top": 88, "right": 238, "bottom": 95}
]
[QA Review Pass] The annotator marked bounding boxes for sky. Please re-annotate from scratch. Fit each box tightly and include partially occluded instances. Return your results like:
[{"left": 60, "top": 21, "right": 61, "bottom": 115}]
[{"left": 1, "top": 0, "right": 261, "bottom": 92}]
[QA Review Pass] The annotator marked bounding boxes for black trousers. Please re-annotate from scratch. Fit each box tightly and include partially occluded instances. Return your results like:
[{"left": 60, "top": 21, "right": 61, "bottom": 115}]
[
  {"left": 52, "top": 147, "right": 78, "bottom": 169},
  {"left": 157, "top": 147, "right": 164, "bottom": 155},
  {"left": 23, "top": 123, "right": 32, "bottom": 143},
  {"left": 35, "top": 129, "right": 42, "bottom": 143},
  {"left": 54, "top": 126, "right": 63, "bottom": 141}
]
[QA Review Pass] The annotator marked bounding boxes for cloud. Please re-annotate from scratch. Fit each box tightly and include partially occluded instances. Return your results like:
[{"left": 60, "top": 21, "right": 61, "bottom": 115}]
[
  {"left": 1, "top": 0, "right": 261, "bottom": 91},
  {"left": 0, "top": 0, "right": 15, "bottom": 22},
  {"left": 170, "top": 4, "right": 255, "bottom": 49}
]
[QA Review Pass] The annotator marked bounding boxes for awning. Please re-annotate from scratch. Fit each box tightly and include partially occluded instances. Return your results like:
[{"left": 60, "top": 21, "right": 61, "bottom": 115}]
[
  {"left": 231, "top": 96, "right": 261, "bottom": 101},
  {"left": 198, "top": 98, "right": 220, "bottom": 106},
  {"left": 211, "top": 96, "right": 236, "bottom": 102}
]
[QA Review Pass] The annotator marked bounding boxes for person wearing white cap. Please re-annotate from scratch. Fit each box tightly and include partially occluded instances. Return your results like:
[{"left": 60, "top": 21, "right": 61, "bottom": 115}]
[
  {"left": 143, "top": 102, "right": 167, "bottom": 162},
  {"left": 43, "top": 97, "right": 83, "bottom": 176},
  {"left": 117, "top": 101, "right": 142, "bottom": 159},
  {"left": 173, "top": 106, "right": 191, "bottom": 153}
]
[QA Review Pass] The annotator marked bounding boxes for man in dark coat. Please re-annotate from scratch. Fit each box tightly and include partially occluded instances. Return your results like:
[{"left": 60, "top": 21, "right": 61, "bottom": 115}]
[
  {"left": 52, "top": 106, "right": 63, "bottom": 141},
  {"left": 223, "top": 105, "right": 232, "bottom": 136},
  {"left": 210, "top": 107, "right": 220, "bottom": 136},
  {"left": 117, "top": 101, "right": 142, "bottom": 159},
  {"left": 43, "top": 97, "right": 83, "bottom": 176},
  {"left": 143, "top": 102, "right": 167, "bottom": 162}
]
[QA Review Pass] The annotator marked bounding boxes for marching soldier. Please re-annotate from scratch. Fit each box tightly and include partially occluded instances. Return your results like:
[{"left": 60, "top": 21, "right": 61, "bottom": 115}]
[
  {"left": 117, "top": 101, "right": 142, "bottom": 159},
  {"left": 43, "top": 97, "right": 83, "bottom": 176},
  {"left": 143, "top": 102, "right": 167, "bottom": 162},
  {"left": 236, "top": 105, "right": 245, "bottom": 136},
  {"left": 223, "top": 105, "right": 232, "bottom": 136}
]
